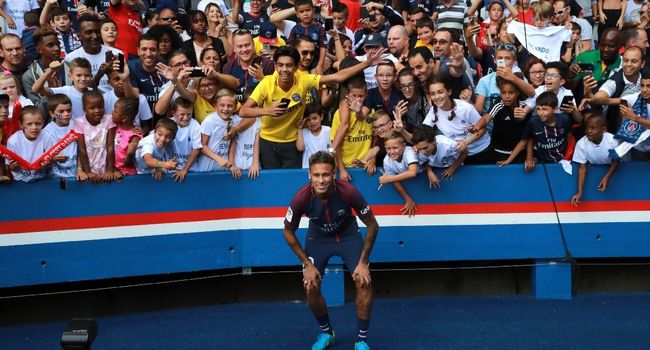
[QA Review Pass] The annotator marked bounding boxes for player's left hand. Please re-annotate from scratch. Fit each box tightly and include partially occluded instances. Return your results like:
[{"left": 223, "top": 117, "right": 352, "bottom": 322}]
[{"left": 353, "top": 261, "right": 371, "bottom": 287}]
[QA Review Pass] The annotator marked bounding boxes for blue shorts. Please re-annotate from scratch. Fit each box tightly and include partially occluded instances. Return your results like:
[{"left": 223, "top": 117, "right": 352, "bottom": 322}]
[{"left": 305, "top": 233, "right": 364, "bottom": 275}]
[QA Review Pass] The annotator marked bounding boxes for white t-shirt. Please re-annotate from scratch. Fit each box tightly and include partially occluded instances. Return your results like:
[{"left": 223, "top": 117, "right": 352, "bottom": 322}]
[
  {"left": 102, "top": 91, "right": 153, "bottom": 126},
  {"left": 417, "top": 135, "right": 461, "bottom": 168},
  {"left": 572, "top": 132, "right": 618, "bottom": 165},
  {"left": 43, "top": 121, "right": 78, "bottom": 178},
  {"left": 6, "top": 131, "right": 52, "bottom": 182},
  {"left": 507, "top": 21, "right": 571, "bottom": 63},
  {"left": 234, "top": 117, "right": 261, "bottom": 169},
  {"left": 599, "top": 74, "right": 641, "bottom": 98},
  {"left": 65, "top": 45, "right": 123, "bottom": 93},
  {"left": 423, "top": 99, "right": 490, "bottom": 155},
  {"left": 2, "top": 0, "right": 38, "bottom": 35},
  {"left": 172, "top": 117, "right": 202, "bottom": 171},
  {"left": 525, "top": 85, "right": 575, "bottom": 113},
  {"left": 194, "top": 112, "right": 241, "bottom": 172},
  {"left": 135, "top": 134, "right": 177, "bottom": 174},
  {"left": 8, "top": 96, "right": 34, "bottom": 121},
  {"left": 50, "top": 86, "right": 86, "bottom": 121},
  {"left": 383, "top": 146, "right": 419, "bottom": 175},
  {"left": 301, "top": 126, "right": 331, "bottom": 168}
]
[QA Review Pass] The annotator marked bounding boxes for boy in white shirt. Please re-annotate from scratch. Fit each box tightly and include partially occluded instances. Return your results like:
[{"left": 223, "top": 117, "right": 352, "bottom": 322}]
[
  {"left": 33, "top": 57, "right": 93, "bottom": 121},
  {"left": 6, "top": 106, "right": 53, "bottom": 182},
  {"left": 135, "top": 118, "right": 179, "bottom": 180},
  {"left": 171, "top": 98, "right": 202, "bottom": 182},
  {"left": 195, "top": 89, "right": 241, "bottom": 172},
  {"left": 411, "top": 124, "right": 467, "bottom": 189},
  {"left": 231, "top": 117, "right": 261, "bottom": 179},
  {"left": 524, "top": 61, "right": 582, "bottom": 122},
  {"left": 42, "top": 94, "right": 77, "bottom": 178},
  {"left": 571, "top": 112, "right": 620, "bottom": 207},
  {"left": 297, "top": 102, "right": 331, "bottom": 169},
  {"left": 378, "top": 131, "right": 420, "bottom": 217}
]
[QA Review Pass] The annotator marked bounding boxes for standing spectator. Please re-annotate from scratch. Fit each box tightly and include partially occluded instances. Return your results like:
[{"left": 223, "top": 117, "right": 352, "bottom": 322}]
[
  {"left": 39, "top": 3, "right": 81, "bottom": 57},
  {"left": 21, "top": 10, "right": 41, "bottom": 64},
  {"left": 386, "top": 25, "right": 410, "bottom": 65},
  {"left": 232, "top": 0, "right": 269, "bottom": 37},
  {"left": 147, "top": 24, "right": 184, "bottom": 63},
  {"left": 286, "top": 0, "right": 327, "bottom": 74},
  {"left": 159, "top": 6, "right": 191, "bottom": 41},
  {"left": 205, "top": 3, "right": 232, "bottom": 57},
  {"left": 239, "top": 46, "right": 385, "bottom": 169},
  {"left": 100, "top": 18, "right": 117, "bottom": 48},
  {"left": 182, "top": 10, "right": 227, "bottom": 67},
  {"left": 363, "top": 60, "right": 401, "bottom": 120},
  {"left": 0, "top": 34, "right": 28, "bottom": 85},
  {"left": 352, "top": 2, "right": 404, "bottom": 56},
  {"left": 553, "top": 0, "right": 593, "bottom": 51},
  {"left": 523, "top": 57, "right": 546, "bottom": 89},
  {"left": 108, "top": 0, "right": 142, "bottom": 59},
  {"left": 23, "top": 28, "right": 69, "bottom": 116},
  {"left": 222, "top": 29, "right": 275, "bottom": 103},
  {"left": 432, "top": 0, "right": 467, "bottom": 33},
  {"left": 622, "top": 27, "right": 650, "bottom": 49},
  {"left": 126, "top": 33, "right": 165, "bottom": 125},
  {"left": 65, "top": 14, "right": 123, "bottom": 93},
  {"left": 393, "top": 68, "right": 429, "bottom": 141},
  {"left": 0, "top": 0, "right": 39, "bottom": 36}
]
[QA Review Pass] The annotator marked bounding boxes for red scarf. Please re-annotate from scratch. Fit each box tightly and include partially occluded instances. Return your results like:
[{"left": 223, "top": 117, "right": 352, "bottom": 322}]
[{"left": 1, "top": 99, "right": 21, "bottom": 146}]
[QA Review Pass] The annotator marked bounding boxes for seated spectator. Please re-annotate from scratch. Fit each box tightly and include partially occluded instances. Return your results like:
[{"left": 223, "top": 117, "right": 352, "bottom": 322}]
[
  {"left": 412, "top": 124, "right": 467, "bottom": 189},
  {"left": 378, "top": 131, "right": 420, "bottom": 217},
  {"left": 0, "top": 34, "right": 28, "bottom": 83},
  {"left": 6, "top": 106, "right": 53, "bottom": 182},
  {"left": 135, "top": 118, "right": 179, "bottom": 180},
  {"left": 423, "top": 78, "right": 492, "bottom": 164},
  {"left": 571, "top": 111, "right": 620, "bottom": 207},
  {"left": 499, "top": 91, "right": 576, "bottom": 171}
]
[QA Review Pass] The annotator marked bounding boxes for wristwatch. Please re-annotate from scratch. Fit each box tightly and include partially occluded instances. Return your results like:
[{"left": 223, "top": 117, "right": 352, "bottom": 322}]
[{"left": 327, "top": 147, "right": 335, "bottom": 153}]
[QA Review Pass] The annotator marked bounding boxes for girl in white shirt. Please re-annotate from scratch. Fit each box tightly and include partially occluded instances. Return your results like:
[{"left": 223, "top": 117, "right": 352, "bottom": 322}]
[{"left": 423, "top": 78, "right": 493, "bottom": 164}]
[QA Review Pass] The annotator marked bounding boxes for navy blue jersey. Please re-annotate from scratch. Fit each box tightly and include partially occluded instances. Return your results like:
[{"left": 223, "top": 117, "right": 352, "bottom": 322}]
[
  {"left": 284, "top": 180, "right": 373, "bottom": 239},
  {"left": 363, "top": 88, "right": 403, "bottom": 119},
  {"left": 522, "top": 113, "right": 572, "bottom": 163},
  {"left": 240, "top": 12, "right": 270, "bottom": 37},
  {"left": 222, "top": 56, "right": 275, "bottom": 102},
  {"left": 128, "top": 59, "right": 167, "bottom": 112}
]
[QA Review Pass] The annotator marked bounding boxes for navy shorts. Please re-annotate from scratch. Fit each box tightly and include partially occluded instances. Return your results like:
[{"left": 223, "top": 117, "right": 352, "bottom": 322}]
[{"left": 305, "top": 233, "right": 364, "bottom": 275}]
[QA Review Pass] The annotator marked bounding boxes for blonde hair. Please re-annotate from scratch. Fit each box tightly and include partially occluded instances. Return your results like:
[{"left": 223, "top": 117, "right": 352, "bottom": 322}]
[
  {"left": 216, "top": 88, "right": 236, "bottom": 101},
  {"left": 532, "top": 0, "right": 554, "bottom": 21},
  {"left": 0, "top": 71, "right": 22, "bottom": 97}
]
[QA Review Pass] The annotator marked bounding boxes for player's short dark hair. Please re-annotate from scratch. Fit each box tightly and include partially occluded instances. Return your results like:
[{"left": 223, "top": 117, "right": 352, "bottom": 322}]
[
  {"left": 535, "top": 91, "right": 558, "bottom": 108},
  {"left": 78, "top": 13, "right": 100, "bottom": 27},
  {"left": 48, "top": 94, "right": 72, "bottom": 112},
  {"left": 304, "top": 102, "right": 322, "bottom": 117},
  {"left": 408, "top": 46, "right": 434, "bottom": 63},
  {"left": 332, "top": 2, "right": 348, "bottom": 15},
  {"left": 309, "top": 151, "right": 336, "bottom": 169},
  {"left": 155, "top": 118, "right": 179, "bottom": 138},
  {"left": 584, "top": 109, "right": 606, "bottom": 126},
  {"left": 415, "top": 18, "right": 435, "bottom": 31},
  {"left": 24, "top": 10, "right": 40, "bottom": 27},
  {"left": 545, "top": 61, "right": 568, "bottom": 77},
  {"left": 641, "top": 67, "right": 650, "bottom": 80},
  {"left": 347, "top": 76, "right": 367, "bottom": 91},
  {"left": 139, "top": 31, "right": 159, "bottom": 46},
  {"left": 294, "top": 0, "right": 313, "bottom": 8},
  {"left": 411, "top": 124, "right": 437, "bottom": 144},
  {"left": 33, "top": 27, "right": 58, "bottom": 47},
  {"left": 50, "top": 6, "right": 71, "bottom": 20}
]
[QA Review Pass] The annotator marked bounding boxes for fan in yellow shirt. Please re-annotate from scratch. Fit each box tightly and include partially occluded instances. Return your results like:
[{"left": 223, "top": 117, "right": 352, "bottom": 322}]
[{"left": 239, "top": 45, "right": 387, "bottom": 169}]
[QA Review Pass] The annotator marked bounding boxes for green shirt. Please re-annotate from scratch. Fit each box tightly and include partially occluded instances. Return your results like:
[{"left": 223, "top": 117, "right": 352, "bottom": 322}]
[{"left": 573, "top": 50, "right": 622, "bottom": 82}]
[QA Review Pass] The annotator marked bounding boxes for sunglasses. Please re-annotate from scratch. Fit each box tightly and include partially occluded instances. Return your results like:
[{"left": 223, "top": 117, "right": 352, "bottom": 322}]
[
  {"left": 495, "top": 43, "right": 517, "bottom": 52},
  {"left": 431, "top": 39, "right": 449, "bottom": 45},
  {"left": 300, "top": 50, "right": 315, "bottom": 56},
  {"left": 553, "top": 8, "right": 567, "bottom": 16},
  {"left": 161, "top": 16, "right": 177, "bottom": 22}
]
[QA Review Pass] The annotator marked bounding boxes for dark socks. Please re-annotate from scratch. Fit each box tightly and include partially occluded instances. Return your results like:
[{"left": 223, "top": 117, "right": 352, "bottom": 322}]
[
  {"left": 357, "top": 318, "right": 369, "bottom": 343},
  {"left": 316, "top": 313, "right": 333, "bottom": 335}
]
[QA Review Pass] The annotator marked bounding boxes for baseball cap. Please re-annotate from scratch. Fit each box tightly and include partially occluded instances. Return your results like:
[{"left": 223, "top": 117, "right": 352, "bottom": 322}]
[
  {"left": 259, "top": 22, "right": 279, "bottom": 46},
  {"left": 363, "top": 33, "right": 382, "bottom": 47}
]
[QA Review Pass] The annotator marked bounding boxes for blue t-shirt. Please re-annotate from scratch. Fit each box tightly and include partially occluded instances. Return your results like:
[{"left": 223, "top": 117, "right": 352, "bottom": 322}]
[
  {"left": 522, "top": 113, "right": 572, "bottom": 163},
  {"left": 363, "top": 87, "right": 403, "bottom": 118},
  {"left": 128, "top": 59, "right": 167, "bottom": 112},
  {"left": 475, "top": 72, "right": 502, "bottom": 114},
  {"left": 240, "top": 12, "right": 270, "bottom": 37}
]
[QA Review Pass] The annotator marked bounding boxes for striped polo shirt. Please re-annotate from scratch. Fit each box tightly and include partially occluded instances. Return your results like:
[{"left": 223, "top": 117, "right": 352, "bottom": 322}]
[{"left": 434, "top": 0, "right": 467, "bottom": 32}]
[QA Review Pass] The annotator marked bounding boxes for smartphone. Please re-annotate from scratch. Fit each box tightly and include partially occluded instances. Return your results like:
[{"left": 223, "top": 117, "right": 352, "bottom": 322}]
[
  {"left": 252, "top": 56, "right": 263, "bottom": 66},
  {"left": 105, "top": 50, "right": 114, "bottom": 63},
  {"left": 496, "top": 58, "right": 506, "bottom": 68},
  {"left": 620, "top": 100, "right": 628, "bottom": 107},
  {"left": 561, "top": 95, "right": 574, "bottom": 106},
  {"left": 368, "top": 15, "right": 376, "bottom": 22},
  {"left": 324, "top": 17, "right": 334, "bottom": 31},
  {"left": 189, "top": 67, "right": 206, "bottom": 77},
  {"left": 117, "top": 53, "right": 125, "bottom": 73},
  {"left": 263, "top": 42, "right": 271, "bottom": 52},
  {"left": 279, "top": 98, "right": 290, "bottom": 109},
  {"left": 578, "top": 63, "right": 594, "bottom": 78}
]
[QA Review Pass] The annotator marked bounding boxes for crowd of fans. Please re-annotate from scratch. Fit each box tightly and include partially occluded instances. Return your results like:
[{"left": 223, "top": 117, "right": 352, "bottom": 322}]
[{"left": 1, "top": 0, "right": 649, "bottom": 213}]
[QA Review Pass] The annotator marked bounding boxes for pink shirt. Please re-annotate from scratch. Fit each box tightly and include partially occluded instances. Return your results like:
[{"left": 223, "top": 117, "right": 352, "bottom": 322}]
[
  {"left": 112, "top": 125, "right": 141, "bottom": 175},
  {"left": 73, "top": 114, "right": 112, "bottom": 174}
]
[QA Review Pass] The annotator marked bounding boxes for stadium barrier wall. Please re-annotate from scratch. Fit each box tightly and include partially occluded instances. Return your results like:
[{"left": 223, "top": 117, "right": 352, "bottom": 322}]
[{"left": 1, "top": 163, "right": 649, "bottom": 303}]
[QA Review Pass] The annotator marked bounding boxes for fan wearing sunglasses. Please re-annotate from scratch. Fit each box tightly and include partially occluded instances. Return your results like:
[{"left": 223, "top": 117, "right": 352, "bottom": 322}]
[{"left": 552, "top": 0, "right": 593, "bottom": 52}]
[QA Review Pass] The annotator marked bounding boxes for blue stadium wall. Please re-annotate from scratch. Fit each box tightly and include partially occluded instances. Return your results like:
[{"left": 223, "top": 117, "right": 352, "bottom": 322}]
[{"left": 1, "top": 163, "right": 649, "bottom": 298}]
